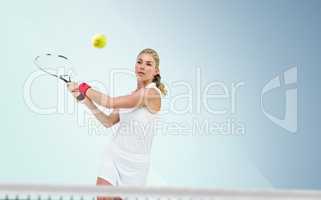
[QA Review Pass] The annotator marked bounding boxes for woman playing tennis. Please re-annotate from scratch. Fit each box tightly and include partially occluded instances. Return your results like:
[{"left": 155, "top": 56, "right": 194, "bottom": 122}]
[{"left": 67, "top": 48, "right": 166, "bottom": 188}]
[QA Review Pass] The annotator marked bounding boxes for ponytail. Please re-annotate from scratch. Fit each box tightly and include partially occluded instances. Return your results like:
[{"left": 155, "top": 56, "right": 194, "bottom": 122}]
[{"left": 152, "top": 74, "right": 167, "bottom": 96}]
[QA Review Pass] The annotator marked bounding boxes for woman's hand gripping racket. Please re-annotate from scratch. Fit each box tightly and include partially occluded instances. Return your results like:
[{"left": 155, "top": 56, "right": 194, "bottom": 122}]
[{"left": 33, "top": 53, "right": 85, "bottom": 101}]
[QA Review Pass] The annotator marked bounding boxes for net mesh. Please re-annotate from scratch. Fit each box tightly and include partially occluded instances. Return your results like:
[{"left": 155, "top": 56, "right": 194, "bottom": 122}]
[{"left": 0, "top": 183, "right": 320, "bottom": 200}]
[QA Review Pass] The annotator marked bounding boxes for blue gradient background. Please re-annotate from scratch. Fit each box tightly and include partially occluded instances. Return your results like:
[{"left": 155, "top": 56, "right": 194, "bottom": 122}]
[{"left": 1, "top": 0, "right": 321, "bottom": 189}]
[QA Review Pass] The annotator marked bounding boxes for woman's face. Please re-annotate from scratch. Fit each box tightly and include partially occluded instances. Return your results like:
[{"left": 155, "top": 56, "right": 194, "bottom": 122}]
[{"left": 135, "top": 53, "right": 159, "bottom": 82}]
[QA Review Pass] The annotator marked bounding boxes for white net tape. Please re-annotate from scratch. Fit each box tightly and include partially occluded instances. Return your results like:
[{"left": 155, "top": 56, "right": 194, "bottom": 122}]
[{"left": 0, "top": 183, "right": 320, "bottom": 200}]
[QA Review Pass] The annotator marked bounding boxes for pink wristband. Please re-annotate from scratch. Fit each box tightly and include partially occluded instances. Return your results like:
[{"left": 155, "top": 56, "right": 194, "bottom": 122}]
[{"left": 79, "top": 82, "right": 91, "bottom": 96}]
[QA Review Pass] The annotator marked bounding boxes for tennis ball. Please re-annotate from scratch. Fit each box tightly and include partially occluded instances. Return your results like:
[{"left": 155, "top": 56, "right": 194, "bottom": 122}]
[{"left": 91, "top": 34, "right": 107, "bottom": 48}]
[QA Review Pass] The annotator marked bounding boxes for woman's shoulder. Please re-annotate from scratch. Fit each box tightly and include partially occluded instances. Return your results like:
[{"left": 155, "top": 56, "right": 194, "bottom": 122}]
[
  {"left": 130, "top": 82, "right": 161, "bottom": 96},
  {"left": 145, "top": 82, "right": 162, "bottom": 95},
  {"left": 144, "top": 82, "right": 161, "bottom": 113}
]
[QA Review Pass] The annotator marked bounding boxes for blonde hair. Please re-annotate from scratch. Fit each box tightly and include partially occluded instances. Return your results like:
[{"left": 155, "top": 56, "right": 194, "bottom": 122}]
[{"left": 138, "top": 48, "right": 167, "bottom": 96}]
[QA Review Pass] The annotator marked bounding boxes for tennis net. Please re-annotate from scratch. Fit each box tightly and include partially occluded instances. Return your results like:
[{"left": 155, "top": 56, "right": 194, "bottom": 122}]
[{"left": 0, "top": 183, "right": 321, "bottom": 200}]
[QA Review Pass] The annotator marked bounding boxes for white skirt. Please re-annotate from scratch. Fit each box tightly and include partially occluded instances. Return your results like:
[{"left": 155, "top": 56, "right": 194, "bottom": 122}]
[{"left": 98, "top": 142, "right": 150, "bottom": 186}]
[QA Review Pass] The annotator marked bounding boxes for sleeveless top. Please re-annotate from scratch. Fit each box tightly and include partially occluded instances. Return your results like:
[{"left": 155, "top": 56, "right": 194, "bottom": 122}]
[{"left": 110, "top": 82, "right": 161, "bottom": 162}]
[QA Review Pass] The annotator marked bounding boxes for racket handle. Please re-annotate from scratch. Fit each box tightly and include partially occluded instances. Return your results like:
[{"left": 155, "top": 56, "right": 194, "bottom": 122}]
[{"left": 77, "top": 94, "right": 85, "bottom": 101}]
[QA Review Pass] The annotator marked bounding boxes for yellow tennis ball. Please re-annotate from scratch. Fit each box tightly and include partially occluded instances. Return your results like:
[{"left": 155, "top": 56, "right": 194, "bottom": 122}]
[{"left": 91, "top": 34, "right": 107, "bottom": 48}]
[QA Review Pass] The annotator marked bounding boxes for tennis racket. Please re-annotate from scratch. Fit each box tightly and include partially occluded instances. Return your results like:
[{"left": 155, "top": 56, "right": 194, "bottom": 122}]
[{"left": 33, "top": 53, "right": 85, "bottom": 101}]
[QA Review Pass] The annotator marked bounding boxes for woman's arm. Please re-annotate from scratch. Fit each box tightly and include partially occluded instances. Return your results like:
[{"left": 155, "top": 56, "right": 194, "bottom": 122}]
[
  {"left": 85, "top": 87, "right": 145, "bottom": 109},
  {"left": 83, "top": 97, "right": 120, "bottom": 128},
  {"left": 68, "top": 82, "right": 160, "bottom": 110},
  {"left": 71, "top": 91, "right": 119, "bottom": 128}
]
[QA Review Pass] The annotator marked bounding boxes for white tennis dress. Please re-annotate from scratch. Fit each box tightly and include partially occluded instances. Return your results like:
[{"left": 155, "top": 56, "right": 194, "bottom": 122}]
[{"left": 98, "top": 82, "right": 161, "bottom": 186}]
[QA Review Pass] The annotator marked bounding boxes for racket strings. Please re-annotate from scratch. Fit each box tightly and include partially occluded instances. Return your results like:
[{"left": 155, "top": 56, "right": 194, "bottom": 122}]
[
  {"left": 34, "top": 53, "right": 72, "bottom": 83},
  {"left": 33, "top": 53, "right": 85, "bottom": 100}
]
